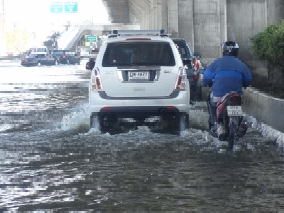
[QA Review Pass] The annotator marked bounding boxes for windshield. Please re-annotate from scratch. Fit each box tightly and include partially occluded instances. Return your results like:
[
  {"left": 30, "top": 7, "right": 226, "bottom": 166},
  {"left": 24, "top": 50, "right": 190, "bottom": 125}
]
[
  {"left": 27, "top": 54, "right": 38, "bottom": 58},
  {"left": 102, "top": 42, "right": 175, "bottom": 67}
]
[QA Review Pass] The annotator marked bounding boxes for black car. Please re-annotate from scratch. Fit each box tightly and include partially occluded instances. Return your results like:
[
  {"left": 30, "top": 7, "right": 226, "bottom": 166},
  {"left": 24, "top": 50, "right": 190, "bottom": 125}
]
[
  {"left": 172, "top": 38, "right": 203, "bottom": 102},
  {"left": 21, "top": 53, "right": 58, "bottom": 67},
  {"left": 53, "top": 50, "right": 81, "bottom": 65}
]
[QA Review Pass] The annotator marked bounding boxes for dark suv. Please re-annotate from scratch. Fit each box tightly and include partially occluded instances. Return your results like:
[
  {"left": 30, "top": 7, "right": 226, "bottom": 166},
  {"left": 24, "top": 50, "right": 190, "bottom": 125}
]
[
  {"left": 172, "top": 38, "right": 203, "bottom": 102},
  {"left": 53, "top": 50, "right": 81, "bottom": 65}
]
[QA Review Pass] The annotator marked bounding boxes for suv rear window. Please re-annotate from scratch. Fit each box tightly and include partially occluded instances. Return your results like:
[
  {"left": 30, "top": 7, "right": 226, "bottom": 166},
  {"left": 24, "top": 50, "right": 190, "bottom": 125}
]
[{"left": 102, "top": 42, "right": 175, "bottom": 67}]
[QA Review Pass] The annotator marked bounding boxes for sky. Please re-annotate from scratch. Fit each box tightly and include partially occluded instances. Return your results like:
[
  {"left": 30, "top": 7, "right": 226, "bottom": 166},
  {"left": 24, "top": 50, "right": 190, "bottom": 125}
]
[{"left": 4, "top": 0, "right": 110, "bottom": 33}]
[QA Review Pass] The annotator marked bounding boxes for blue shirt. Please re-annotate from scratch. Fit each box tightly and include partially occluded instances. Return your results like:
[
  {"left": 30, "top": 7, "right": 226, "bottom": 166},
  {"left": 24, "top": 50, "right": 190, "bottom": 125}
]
[{"left": 202, "top": 56, "right": 252, "bottom": 98}]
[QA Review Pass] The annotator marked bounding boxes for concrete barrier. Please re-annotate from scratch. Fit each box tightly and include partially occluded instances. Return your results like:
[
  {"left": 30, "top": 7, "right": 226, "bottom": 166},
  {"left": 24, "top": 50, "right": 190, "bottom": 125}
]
[
  {"left": 242, "top": 88, "right": 284, "bottom": 133},
  {"left": 200, "top": 86, "right": 284, "bottom": 134}
]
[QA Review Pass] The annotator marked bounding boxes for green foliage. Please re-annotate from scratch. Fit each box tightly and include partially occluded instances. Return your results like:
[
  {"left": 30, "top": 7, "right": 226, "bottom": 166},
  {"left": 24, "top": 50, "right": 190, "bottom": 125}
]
[{"left": 250, "top": 20, "right": 284, "bottom": 65}]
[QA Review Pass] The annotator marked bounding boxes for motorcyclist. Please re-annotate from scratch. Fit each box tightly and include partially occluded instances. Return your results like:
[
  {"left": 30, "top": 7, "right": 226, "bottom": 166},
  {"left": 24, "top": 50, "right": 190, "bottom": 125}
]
[{"left": 202, "top": 41, "right": 252, "bottom": 137}]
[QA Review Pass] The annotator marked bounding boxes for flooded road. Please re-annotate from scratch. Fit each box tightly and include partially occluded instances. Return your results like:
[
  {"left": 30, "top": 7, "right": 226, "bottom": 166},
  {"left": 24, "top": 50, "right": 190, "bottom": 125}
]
[{"left": 1, "top": 61, "right": 284, "bottom": 211}]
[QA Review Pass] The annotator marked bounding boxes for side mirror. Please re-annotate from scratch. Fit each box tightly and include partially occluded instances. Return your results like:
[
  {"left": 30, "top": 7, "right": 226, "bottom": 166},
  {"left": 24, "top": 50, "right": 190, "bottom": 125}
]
[{"left": 193, "top": 52, "right": 201, "bottom": 60}]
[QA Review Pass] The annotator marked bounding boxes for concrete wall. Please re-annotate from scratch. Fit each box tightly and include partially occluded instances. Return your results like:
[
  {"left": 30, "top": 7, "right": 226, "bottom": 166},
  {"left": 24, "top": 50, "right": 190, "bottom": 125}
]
[
  {"left": 227, "top": 0, "right": 267, "bottom": 60},
  {"left": 242, "top": 88, "right": 284, "bottom": 133},
  {"left": 124, "top": 0, "right": 284, "bottom": 65}
]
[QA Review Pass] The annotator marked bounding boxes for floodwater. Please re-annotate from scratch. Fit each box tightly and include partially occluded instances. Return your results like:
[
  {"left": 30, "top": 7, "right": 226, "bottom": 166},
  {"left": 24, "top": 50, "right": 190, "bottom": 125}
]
[{"left": 0, "top": 60, "right": 284, "bottom": 211}]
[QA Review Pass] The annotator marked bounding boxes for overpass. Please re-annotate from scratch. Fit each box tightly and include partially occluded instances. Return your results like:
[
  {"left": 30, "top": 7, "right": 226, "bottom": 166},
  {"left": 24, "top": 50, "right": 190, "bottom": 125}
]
[
  {"left": 54, "top": 24, "right": 140, "bottom": 51},
  {"left": 42, "top": 0, "right": 284, "bottom": 63}
]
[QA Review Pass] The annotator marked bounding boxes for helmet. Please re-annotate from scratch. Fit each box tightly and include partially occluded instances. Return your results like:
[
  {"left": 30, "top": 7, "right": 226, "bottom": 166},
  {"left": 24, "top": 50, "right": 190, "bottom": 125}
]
[{"left": 222, "top": 41, "right": 239, "bottom": 57}]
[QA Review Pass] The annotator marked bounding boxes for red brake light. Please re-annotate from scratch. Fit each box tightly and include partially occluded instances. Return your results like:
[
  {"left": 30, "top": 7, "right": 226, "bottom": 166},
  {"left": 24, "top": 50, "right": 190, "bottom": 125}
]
[
  {"left": 193, "top": 59, "right": 199, "bottom": 70},
  {"left": 175, "top": 67, "right": 187, "bottom": 90},
  {"left": 176, "top": 76, "right": 182, "bottom": 90},
  {"left": 167, "top": 106, "right": 175, "bottom": 109},
  {"left": 102, "top": 107, "right": 111, "bottom": 110},
  {"left": 95, "top": 77, "right": 102, "bottom": 90}
]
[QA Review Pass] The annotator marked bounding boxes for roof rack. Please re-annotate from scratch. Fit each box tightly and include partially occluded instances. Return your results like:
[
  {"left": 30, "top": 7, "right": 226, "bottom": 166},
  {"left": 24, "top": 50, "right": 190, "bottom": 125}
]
[{"left": 111, "top": 29, "right": 167, "bottom": 37}]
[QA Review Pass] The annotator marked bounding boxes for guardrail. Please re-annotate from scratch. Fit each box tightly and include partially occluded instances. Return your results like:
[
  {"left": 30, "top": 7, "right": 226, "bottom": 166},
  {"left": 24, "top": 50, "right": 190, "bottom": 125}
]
[{"left": 0, "top": 56, "right": 23, "bottom": 60}]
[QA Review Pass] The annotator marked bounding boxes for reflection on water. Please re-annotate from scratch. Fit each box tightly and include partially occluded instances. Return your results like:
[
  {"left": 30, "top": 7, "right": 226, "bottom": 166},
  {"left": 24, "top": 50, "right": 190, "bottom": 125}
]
[{"left": 0, "top": 63, "right": 284, "bottom": 211}]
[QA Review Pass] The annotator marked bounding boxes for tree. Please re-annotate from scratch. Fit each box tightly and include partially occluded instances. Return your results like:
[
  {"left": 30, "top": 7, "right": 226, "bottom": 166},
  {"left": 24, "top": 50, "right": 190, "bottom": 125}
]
[{"left": 250, "top": 20, "right": 284, "bottom": 69}]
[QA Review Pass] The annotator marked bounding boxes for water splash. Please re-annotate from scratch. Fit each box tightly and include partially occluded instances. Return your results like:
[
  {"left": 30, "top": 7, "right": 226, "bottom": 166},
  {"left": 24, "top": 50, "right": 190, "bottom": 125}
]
[{"left": 60, "top": 103, "right": 90, "bottom": 131}]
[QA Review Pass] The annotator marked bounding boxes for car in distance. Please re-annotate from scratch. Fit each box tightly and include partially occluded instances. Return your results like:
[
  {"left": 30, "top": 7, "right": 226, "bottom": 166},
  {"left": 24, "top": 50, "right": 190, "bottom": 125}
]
[
  {"left": 53, "top": 50, "right": 81, "bottom": 65},
  {"left": 172, "top": 38, "right": 203, "bottom": 102},
  {"left": 89, "top": 30, "right": 190, "bottom": 134},
  {"left": 21, "top": 53, "right": 58, "bottom": 67}
]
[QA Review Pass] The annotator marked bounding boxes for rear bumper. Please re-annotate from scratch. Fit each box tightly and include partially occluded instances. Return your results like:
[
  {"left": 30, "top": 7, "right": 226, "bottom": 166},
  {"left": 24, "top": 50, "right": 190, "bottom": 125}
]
[
  {"left": 91, "top": 106, "right": 185, "bottom": 120},
  {"left": 89, "top": 91, "right": 190, "bottom": 115},
  {"left": 59, "top": 58, "right": 80, "bottom": 64},
  {"left": 21, "top": 62, "right": 37, "bottom": 66}
]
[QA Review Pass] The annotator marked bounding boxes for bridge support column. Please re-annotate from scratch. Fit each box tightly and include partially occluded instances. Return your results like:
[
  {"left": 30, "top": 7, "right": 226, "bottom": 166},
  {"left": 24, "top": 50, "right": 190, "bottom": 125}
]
[
  {"left": 167, "top": 0, "right": 179, "bottom": 37},
  {"left": 178, "top": 0, "right": 195, "bottom": 51}
]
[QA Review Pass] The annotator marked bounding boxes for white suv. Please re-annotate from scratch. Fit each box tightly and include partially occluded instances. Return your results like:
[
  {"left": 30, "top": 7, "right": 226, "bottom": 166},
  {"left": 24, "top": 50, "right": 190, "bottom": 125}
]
[{"left": 89, "top": 30, "right": 190, "bottom": 134}]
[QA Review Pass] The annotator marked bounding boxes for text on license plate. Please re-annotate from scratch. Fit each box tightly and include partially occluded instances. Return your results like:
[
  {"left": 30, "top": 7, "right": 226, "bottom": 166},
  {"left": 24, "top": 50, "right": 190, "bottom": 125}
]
[
  {"left": 227, "top": 106, "right": 243, "bottom": 116},
  {"left": 129, "top": 71, "right": 149, "bottom": 80}
]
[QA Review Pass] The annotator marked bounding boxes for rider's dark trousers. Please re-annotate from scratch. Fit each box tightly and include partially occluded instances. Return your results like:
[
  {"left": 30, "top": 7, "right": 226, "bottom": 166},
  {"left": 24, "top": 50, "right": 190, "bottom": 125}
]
[{"left": 207, "top": 97, "right": 217, "bottom": 129}]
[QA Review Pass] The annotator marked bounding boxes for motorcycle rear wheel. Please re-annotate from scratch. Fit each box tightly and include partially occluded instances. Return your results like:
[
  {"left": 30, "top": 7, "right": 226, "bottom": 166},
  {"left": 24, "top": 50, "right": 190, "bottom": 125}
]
[{"left": 227, "top": 118, "right": 239, "bottom": 150}]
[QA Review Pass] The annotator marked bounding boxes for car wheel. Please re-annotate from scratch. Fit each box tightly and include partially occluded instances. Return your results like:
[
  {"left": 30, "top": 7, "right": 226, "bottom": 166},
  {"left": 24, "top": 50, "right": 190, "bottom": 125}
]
[{"left": 100, "top": 114, "right": 121, "bottom": 134}]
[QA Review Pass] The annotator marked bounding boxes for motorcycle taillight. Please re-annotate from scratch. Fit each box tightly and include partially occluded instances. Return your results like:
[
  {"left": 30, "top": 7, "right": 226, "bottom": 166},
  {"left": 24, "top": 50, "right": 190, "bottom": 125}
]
[{"left": 229, "top": 95, "right": 242, "bottom": 105}]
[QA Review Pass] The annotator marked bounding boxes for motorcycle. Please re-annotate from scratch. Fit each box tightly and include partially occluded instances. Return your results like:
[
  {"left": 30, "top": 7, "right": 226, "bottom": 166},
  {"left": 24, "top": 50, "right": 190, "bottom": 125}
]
[{"left": 210, "top": 92, "right": 248, "bottom": 149}]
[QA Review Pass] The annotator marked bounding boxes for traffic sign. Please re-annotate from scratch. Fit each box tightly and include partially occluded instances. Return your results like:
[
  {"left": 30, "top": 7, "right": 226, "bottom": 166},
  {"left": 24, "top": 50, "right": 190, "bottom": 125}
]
[
  {"left": 50, "top": 2, "right": 63, "bottom": 13},
  {"left": 86, "top": 35, "right": 97, "bottom": 42},
  {"left": 64, "top": 2, "right": 78, "bottom": 13}
]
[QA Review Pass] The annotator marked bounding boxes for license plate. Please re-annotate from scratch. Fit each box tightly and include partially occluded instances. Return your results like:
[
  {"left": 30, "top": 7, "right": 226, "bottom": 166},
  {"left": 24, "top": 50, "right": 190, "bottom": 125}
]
[
  {"left": 129, "top": 71, "right": 149, "bottom": 80},
  {"left": 227, "top": 106, "right": 243, "bottom": 116}
]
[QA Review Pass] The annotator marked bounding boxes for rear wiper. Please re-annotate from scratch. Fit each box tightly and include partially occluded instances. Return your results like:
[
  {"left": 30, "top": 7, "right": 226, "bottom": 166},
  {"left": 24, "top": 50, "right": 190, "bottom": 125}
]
[{"left": 115, "top": 62, "right": 138, "bottom": 66}]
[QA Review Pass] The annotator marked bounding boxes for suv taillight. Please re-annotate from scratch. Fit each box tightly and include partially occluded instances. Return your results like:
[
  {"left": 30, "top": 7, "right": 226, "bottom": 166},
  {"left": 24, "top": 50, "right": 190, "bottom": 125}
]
[
  {"left": 91, "top": 68, "right": 103, "bottom": 91},
  {"left": 175, "top": 67, "right": 187, "bottom": 90},
  {"left": 193, "top": 59, "right": 199, "bottom": 70}
]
